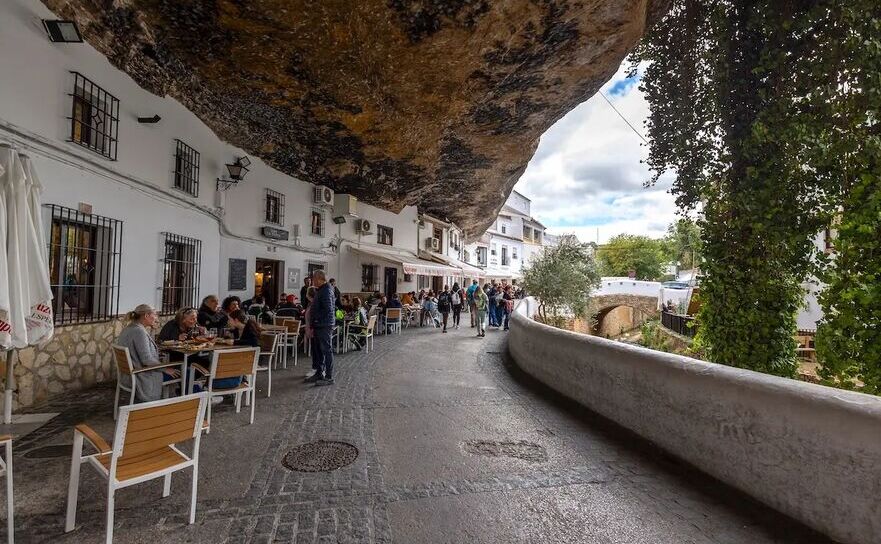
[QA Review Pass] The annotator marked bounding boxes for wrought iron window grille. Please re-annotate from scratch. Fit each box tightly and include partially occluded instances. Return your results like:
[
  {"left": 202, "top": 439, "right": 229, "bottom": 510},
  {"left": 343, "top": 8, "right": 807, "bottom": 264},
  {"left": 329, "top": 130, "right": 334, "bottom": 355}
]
[
  {"left": 46, "top": 204, "right": 123, "bottom": 325},
  {"left": 265, "top": 189, "right": 285, "bottom": 225},
  {"left": 68, "top": 72, "right": 119, "bottom": 160},
  {"left": 160, "top": 233, "right": 202, "bottom": 315},
  {"left": 173, "top": 139, "right": 200, "bottom": 196}
]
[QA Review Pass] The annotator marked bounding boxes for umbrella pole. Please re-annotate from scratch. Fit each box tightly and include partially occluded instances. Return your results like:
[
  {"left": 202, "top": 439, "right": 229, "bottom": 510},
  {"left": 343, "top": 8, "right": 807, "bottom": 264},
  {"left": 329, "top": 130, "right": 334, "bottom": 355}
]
[{"left": 3, "top": 349, "right": 14, "bottom": 425}]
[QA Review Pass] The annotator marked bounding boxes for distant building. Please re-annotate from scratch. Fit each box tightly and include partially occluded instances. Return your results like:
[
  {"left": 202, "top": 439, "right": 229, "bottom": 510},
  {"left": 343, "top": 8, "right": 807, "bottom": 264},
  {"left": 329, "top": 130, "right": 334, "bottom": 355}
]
[{"left": 463, "top": 190, "right": 554, "bottom": 282}]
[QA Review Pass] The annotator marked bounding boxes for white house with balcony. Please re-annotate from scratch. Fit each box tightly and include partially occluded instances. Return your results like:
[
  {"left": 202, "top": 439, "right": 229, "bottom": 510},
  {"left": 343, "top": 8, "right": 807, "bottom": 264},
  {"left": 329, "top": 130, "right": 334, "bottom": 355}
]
[{"left": 463, "top": 190, "right": 552, "bottom": 283}]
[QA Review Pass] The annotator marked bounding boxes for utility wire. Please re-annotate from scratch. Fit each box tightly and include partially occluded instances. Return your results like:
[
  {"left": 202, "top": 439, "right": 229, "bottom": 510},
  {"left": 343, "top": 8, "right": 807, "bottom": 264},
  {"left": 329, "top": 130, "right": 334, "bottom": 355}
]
[{"left": 599, "top": 92, "right": 648, "bottom": 144}]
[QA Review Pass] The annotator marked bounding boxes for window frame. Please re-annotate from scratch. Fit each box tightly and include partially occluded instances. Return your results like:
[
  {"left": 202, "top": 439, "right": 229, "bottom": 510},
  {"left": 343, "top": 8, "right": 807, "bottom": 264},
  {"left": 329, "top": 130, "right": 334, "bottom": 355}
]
[
  {"left": 160, "top": 233, "right": 202, "bottom": 315},
  {"left": 173, "top": 139, "right": 200, "bottom": 197},
  {"left": 68, "top": 72, "right": 119, "bottom": 160},
  {"left": 377, "top": 224, "right": 394, "bottom": 246},
  {"left": 361, "top": 264, "right": 380, "bottom": 292},
  {"left": 310, "top": 208, "right": 325, "bottom": 236},
  {"left": 46, "top": 204, "right": 123, "bottom": 326},
  {"left": 265, "top": 189, "right": 285, "bottom": 226}
]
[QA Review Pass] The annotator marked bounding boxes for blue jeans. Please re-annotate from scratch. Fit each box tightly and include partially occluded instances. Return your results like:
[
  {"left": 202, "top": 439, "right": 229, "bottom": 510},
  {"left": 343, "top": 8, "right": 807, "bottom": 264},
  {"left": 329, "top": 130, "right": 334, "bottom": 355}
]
[
  {"left": 488, "top": 300, "right": 498, "bottom": 326},
  {"left": 312, "top": 326, "right": 334, "bottom": 379}
]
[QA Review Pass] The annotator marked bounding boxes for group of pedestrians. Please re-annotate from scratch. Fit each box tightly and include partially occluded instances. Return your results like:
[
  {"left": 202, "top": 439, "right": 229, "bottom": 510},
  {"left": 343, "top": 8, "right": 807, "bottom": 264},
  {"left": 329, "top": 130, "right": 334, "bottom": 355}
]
[{"left": 464, "top": 279, "right": 518, "bottom": 337}]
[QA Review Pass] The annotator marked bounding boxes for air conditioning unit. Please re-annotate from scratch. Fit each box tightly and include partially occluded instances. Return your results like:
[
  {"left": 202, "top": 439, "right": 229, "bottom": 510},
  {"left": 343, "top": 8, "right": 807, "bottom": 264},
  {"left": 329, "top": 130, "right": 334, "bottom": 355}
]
[
  {"left": 334, "top": 193, "right": 358, "bottom": 216},
  {"left": 425, "top": 237, "right": 440, "bottom": 251},
  {"left": 313, "top": 185, "right": 334, "bottom": 206},
  {"left": 355, "top": 219, "right": 372, "bottom": 234}
]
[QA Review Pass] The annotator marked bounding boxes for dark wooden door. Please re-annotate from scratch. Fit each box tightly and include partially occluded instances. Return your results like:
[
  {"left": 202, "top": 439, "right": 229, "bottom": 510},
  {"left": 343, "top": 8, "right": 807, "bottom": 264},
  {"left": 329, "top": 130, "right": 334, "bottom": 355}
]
[{"left": 384, "top": 267, "right": 398, "bottom": 296}]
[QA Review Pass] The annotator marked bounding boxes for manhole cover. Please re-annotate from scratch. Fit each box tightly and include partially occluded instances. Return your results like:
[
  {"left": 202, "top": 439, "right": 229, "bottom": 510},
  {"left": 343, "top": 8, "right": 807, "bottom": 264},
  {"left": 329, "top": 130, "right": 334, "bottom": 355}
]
[
  {"left": 282, "top": 440, "right": 358, "bottom": 472},
  {"left": 25, "top": 444, "right": 73, "bottom": 459},
  {"left": 462, "top": 440, "right": 547, "bottom": 462}
]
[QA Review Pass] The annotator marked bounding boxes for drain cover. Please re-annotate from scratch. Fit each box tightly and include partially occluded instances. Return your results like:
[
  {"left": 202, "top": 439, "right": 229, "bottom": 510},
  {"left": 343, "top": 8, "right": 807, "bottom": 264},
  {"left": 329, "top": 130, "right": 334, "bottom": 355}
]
[
  {"left": 462, "top": 440, "right": 547, "bottom": 462},
  {"left": 282, "top": 440, "right": 358, "bottom": 472},
  {"left": 25, "top": 444, "right": 73, "bottom": 459}
]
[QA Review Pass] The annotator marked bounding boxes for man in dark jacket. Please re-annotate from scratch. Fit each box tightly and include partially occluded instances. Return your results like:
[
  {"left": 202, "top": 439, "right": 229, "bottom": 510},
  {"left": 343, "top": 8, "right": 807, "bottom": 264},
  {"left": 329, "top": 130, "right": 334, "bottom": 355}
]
[
  {"left": 329, "top": 278, "right": 343, "bottom": 310},
  {"left": 309, "top": 270, "right": 336, "bottom": 386}
]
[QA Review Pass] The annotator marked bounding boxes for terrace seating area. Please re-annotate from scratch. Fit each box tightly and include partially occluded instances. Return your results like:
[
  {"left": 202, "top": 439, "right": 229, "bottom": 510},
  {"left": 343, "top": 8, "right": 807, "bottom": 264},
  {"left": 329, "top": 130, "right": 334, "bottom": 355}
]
[{"left": 0, "top": 326, "right": 830, "bottom": 543}]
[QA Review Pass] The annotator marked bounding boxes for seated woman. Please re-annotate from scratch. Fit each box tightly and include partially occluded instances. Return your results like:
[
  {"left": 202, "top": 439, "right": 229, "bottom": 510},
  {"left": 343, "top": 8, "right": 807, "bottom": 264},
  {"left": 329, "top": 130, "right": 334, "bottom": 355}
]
[
  {"left": 159, "top": 307, "right": 205, "bottom": 342},
  {"left": 346, "top": 297, "right": 369, "bottom": 351},
  {"left": 197, "top": 295, "right": 228, "bottom": 331},
  {"left": 421, "top": 291, "right": 439, "bottom": 326},
  {"left": 115, "top": 304, "right": 181, "bottom": 401},
  {"left": 204, "top": 309, "right": 261, "bottom": 390}
]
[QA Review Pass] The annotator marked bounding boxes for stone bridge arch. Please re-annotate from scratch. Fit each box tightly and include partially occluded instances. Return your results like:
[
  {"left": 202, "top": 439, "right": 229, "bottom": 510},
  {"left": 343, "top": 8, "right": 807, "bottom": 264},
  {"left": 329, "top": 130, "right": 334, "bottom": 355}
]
[{"left": 588, "top": 294, "right": 659, "bottom": 337}]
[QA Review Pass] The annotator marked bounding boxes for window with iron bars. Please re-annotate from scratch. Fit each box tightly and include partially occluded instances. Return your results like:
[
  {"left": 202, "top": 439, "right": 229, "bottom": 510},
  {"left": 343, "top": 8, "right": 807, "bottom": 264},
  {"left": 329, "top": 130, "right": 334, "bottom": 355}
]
[
  {"left": 310, "top": 208, "right": 325, "bottom": 236},
  {"left": 160, "top": 233, "right": 202, "bottom": 315},
  {"left": 265, "top": 189, "right": 285, "bottom": 225},
  {"left": 377, "top": 225, "right": 393, "bottom": 246},
  {"left": 68, "top": 72, "right": 119, "bottom": 160},
  {"left": 417, "top": 275, "right": 430, "bottom": 290},
  {"left": 361, "top": 264, "right": 380, "bottom": 292},
  {"left": 46, "top": 205, "right": 123, "bottom": 325},
  {"left": 173, "top": 139, "right": 200, "bottom": 196}
]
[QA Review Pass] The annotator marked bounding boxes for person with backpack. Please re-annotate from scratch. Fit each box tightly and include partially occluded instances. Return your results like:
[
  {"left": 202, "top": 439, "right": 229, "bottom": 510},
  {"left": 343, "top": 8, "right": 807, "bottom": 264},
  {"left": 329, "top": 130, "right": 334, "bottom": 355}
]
[
  {"left": 474, "top": 284, "right": 488, "bottom": 337},
  {"left": 502, "top": 285, "right": 515, "bottom": 331},
  {"left": 487, "top": 281, "right": 499, "bottom": 327},
  {"left": 437, "top": 285, "right": 453, "bottom": 333},
  {"left": 466, "top": 280, "right": 479, "bottom": 328},
  {"left": 450, "top": 282, "right": 464, "bottom": 329}
]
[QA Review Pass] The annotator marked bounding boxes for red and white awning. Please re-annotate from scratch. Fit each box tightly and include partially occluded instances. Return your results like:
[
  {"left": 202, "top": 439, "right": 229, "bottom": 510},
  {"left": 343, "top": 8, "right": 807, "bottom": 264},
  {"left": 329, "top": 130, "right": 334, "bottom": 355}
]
[{"left": 349, "top": 246, "right": 460, "bottom": 276}]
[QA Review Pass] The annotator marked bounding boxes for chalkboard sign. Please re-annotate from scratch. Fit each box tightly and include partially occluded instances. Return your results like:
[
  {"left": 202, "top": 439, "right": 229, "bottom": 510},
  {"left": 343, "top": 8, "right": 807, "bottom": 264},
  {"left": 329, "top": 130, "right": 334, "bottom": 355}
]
[{"left": 228, "top": 258, "right": 247, "bottom": 291}]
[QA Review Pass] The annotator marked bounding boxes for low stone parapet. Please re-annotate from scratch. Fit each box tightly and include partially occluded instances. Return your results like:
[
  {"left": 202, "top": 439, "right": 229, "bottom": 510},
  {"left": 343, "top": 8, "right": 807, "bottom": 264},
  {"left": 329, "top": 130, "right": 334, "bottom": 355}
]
[{"left": 508, "top": 298, "right": 881, "bottom": 544}]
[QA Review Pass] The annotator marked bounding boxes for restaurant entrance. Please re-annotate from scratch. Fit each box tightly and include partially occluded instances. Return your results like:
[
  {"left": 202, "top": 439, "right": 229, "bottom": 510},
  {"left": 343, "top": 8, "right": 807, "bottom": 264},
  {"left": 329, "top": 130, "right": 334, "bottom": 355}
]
[{"left": 255, "top": 258, "right": 283, "bottom": 309}]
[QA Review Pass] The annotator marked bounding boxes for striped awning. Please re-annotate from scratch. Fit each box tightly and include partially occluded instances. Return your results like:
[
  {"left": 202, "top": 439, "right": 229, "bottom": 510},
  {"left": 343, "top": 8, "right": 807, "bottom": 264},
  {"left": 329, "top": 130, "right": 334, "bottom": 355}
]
[{"left": 349, "top": 246, "right": 460, "bottom": 276}]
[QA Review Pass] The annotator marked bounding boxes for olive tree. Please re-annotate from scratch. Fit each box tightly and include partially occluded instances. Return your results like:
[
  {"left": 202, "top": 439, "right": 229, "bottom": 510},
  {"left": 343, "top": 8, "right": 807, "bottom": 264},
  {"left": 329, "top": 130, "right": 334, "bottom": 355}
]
[{"left": 521, "top": 235, "right": 601, "bottom": 327}]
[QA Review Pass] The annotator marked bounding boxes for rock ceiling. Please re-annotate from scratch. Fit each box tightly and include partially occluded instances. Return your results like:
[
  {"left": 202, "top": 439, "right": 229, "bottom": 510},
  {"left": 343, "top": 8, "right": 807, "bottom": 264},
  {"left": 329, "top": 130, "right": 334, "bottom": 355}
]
[{"left": 43, "top": 0, "right": 668, "bottom": 237}]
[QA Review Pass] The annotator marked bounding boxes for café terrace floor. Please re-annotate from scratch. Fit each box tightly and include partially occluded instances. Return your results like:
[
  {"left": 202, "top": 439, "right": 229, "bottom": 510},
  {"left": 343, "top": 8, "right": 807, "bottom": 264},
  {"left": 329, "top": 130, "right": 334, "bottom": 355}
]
[{"left": 1, "top": 323, "right": 831, "bottom": 543}]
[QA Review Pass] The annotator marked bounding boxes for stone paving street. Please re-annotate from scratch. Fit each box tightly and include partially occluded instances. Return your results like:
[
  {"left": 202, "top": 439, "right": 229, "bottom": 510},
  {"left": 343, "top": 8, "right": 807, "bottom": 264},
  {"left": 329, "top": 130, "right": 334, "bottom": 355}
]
[{"left": 2, "top": 324, "right": 832, "bottom": 543}]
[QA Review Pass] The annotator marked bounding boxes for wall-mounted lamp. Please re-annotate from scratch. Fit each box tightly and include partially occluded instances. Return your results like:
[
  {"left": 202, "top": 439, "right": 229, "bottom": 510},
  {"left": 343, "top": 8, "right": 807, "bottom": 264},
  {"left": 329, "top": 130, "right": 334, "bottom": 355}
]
[
  {"left": 332, "top": 216, "right": 347, "bottom": 225},
  {"left": 137, "top": 114, "right": 161, "bottom": 124},
  {"left": 43, "top": 20, "right": 83, "bottom": 43},
  {"left": 216, "top": 156, "right": 251, "bottom": 191}
]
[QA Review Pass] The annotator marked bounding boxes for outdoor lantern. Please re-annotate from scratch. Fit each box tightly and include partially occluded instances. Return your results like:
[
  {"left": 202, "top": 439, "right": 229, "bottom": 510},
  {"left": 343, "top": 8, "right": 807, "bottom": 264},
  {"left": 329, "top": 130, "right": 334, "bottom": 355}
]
[
  {"left": 43, "top": 20, "right": 84, "bottom": 43},
  {"left": 217, "top": 156, "right": 251, "bottom": 191}
]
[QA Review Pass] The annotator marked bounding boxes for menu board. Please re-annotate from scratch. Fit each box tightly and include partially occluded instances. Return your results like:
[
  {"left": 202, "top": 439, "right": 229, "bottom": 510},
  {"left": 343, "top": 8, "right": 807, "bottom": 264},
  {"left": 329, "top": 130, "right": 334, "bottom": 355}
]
[{"left": 228, "top": 258, "right": 247, "bottom": 291}]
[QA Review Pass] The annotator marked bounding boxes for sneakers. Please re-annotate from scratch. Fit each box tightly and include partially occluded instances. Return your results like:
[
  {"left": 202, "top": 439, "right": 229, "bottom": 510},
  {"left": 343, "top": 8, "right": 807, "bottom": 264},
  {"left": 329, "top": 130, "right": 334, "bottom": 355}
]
[
  {"left": 442, "top": 329, "right": 447, "bottom": 333},
  {"left": 210, "top": 397, "right": 224, "bottom": 405},
  {"left": 304, "top": 373, "right": 322, "bottom": 383},
  {"left": 314, "top": 378, "right": 335, "bottom": 387}
]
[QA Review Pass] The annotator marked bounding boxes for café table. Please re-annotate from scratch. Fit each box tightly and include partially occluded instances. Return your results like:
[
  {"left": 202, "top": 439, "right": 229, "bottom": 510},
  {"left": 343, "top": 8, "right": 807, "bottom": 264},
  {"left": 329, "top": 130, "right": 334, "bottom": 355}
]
[{"left": 159, "top": 341, "right": 239, "bottom": 394}]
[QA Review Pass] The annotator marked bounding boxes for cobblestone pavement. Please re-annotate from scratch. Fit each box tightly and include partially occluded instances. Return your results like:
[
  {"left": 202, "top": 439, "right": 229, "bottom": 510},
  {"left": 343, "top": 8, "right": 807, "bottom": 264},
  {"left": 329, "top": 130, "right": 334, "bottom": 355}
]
[{"left": 2, "top": 324, "right": 833, "bottom": 543}]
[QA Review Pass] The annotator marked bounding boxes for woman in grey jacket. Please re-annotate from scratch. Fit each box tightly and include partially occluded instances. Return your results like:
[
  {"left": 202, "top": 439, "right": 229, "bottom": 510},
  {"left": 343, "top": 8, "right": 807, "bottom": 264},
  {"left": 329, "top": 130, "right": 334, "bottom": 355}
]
[{"left": 115, "top": 304, "right": 180, "bottom": 402}]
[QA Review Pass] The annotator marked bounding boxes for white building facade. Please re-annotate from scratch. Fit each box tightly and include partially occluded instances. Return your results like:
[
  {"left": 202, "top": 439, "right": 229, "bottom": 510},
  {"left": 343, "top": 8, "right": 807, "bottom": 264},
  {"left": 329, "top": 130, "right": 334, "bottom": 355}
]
[
  {"left": 463, "top": 190, "right": 552, "bottom": 283},
  {"left": 0, "top": 0, "right": 464, "bottom": 408}
]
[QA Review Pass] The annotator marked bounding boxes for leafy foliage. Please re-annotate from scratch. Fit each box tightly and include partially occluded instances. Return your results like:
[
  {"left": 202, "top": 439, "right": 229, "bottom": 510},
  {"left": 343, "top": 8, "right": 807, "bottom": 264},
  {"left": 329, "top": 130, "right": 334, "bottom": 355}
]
[
  {"left": 521, "top": 236, "right": 601, "bottom": 326},
  {"left": 813, "top": 2, "right": 881, "bottom": 393},
  {"left": 663, "top": 218, "right": 702, "bottom": 271},
  {"left": 629, "top": 0, "right": 881, "bottom": 377},
  {"left": 596, "top": 234, "right": 668, "bottom": 280}
]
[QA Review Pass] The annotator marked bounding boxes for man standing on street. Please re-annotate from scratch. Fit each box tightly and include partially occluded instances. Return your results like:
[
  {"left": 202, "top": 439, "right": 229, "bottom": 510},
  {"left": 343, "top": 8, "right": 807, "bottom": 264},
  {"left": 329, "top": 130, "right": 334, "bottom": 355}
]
[
  {"left": 310, "top": 270, "right": 336, "bottom": 386},
  {"left": 466, "top": 279, "right": 479, "bottom": 328},
  {"left": 300, "top": 276, "right": 312, "bottom": 309}
]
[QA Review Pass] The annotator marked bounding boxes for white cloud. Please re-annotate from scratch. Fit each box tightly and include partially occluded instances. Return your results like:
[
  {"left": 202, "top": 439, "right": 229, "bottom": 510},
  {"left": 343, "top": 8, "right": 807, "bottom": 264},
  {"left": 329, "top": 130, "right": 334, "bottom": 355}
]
[{"left": 514, "top": 62, "right": 678, "bottom": 244}]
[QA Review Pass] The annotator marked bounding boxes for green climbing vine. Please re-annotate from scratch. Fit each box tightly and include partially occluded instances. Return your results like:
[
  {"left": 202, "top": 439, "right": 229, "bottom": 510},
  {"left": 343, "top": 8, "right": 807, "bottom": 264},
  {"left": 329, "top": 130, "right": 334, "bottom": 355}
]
[{"left": 631, "top": 0, "right": 880, "bottom": 378}]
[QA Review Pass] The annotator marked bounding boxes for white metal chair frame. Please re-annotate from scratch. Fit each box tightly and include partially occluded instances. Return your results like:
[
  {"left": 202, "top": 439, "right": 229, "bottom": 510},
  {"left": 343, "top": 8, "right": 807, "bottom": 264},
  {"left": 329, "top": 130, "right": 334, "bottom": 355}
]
[
  {"left": 384, "top": 308, "right": 403, "bottom": 335},
  {"left": 111, "top": 344, "right": 185, "bottom": 420},
  {"left": 280, "top": 319, "right": 300, "bottom": 368},
  {"left": 65, "top": 393, "right": 209, "bottom": 544},
  {"left": 0, "top": 435, "right": 13, "bottom": 544},
  {"left": 348, "top": 315, "right": 377, "bottom": 353},
  {"left": 191, "top": 347, "right": 260, "bottom": 432},
  {"left": 257, "top": 333, "right": 278, "bottom": 397}
]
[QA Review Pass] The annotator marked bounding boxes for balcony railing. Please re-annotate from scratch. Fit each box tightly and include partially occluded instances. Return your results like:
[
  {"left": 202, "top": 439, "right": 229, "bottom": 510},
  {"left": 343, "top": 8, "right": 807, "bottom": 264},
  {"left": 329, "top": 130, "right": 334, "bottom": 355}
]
[{"left": 661, "top": 310, "right": 696, "bottom": 338}]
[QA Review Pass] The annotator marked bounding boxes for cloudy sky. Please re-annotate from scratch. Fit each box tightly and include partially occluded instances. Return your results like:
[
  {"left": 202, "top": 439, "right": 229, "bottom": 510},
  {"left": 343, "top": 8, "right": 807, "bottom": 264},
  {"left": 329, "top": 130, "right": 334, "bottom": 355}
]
[{"left": 513, "top": 62, "right": 677, "bottom": 244}]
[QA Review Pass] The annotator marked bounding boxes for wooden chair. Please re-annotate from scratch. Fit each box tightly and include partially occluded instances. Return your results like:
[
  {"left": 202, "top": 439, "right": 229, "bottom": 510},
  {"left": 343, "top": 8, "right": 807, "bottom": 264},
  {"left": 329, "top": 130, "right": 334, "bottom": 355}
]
[
  {"left": 0, "top": 435, "right": 12, "bottom": 543},
  {"left": 111, "top": 345, "right": 185, "bottom": 420},
  {"left": 281, "top": 319, "right": 301, "bottom": 368},
  {"left": 192, "top": 347, "right": 260, "bottom": 432},
  {"left": 257, "top": 333, "right": 278, "bottom": 398},
  {"left": 349, "top": 316, "right": 377, "bottom": 353},
  {"left": 385, "top": 308, "right": 403, "bottom": 335},
  {"left": 65, "top": 394, "right": 209, "bottom": 544}
]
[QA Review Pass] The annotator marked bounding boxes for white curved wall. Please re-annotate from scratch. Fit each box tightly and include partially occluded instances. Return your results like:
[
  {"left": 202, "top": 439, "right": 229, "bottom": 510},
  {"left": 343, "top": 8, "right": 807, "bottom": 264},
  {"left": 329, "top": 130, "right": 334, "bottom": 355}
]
[{"left": 509, "top": 298, "right": 881, "bottom": 544}]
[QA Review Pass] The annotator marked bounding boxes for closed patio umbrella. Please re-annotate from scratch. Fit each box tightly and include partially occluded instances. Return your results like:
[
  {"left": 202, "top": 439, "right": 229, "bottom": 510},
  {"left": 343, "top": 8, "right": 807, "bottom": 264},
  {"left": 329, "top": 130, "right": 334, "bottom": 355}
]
[{"left": 0, "top": 145, "right": 54, "bottom": 423}]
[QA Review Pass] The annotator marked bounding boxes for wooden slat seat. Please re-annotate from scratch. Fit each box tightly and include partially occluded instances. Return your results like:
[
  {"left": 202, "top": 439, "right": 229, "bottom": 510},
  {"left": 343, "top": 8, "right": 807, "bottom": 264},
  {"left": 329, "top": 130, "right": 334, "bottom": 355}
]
[{"left": 96, "top": 447, "right": 188, "bottom": 482}]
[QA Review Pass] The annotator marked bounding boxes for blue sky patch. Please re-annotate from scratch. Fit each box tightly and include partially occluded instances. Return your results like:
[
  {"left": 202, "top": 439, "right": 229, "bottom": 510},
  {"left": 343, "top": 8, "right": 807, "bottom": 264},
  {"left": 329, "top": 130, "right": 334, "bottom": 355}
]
[{"left": 607, "top": 74, "right": 640, "bottom": 97}]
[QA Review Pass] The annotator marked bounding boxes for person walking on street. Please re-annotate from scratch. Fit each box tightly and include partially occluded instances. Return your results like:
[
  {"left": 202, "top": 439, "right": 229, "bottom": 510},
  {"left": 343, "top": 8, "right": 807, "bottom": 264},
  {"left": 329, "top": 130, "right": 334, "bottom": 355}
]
[
  {"left": 303, "top": 287, "right": 319, "bottom": 382},
  {"left": 487, "top": 281, "right": 499, "bottom": 327},
  {"left": 474, "top": 285, "right": 488, "bottom": 337},
  {"left": 300, "top": 276, "right": 312, "bottom": 309},
  {"left": 310, "top": 270, "right": 336, "bottom": 386},
  {"left": 451, "top": 282, "right": 464, "bottom": 329},
  {"left": 437, "top": 285, "right": 453, "bottom": 333},
  {"left": 502, "top": 285, "right": 514, "bottom": 331},
  {"left": 466, "top": 280, "right": 479, "bottom": 327}
]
